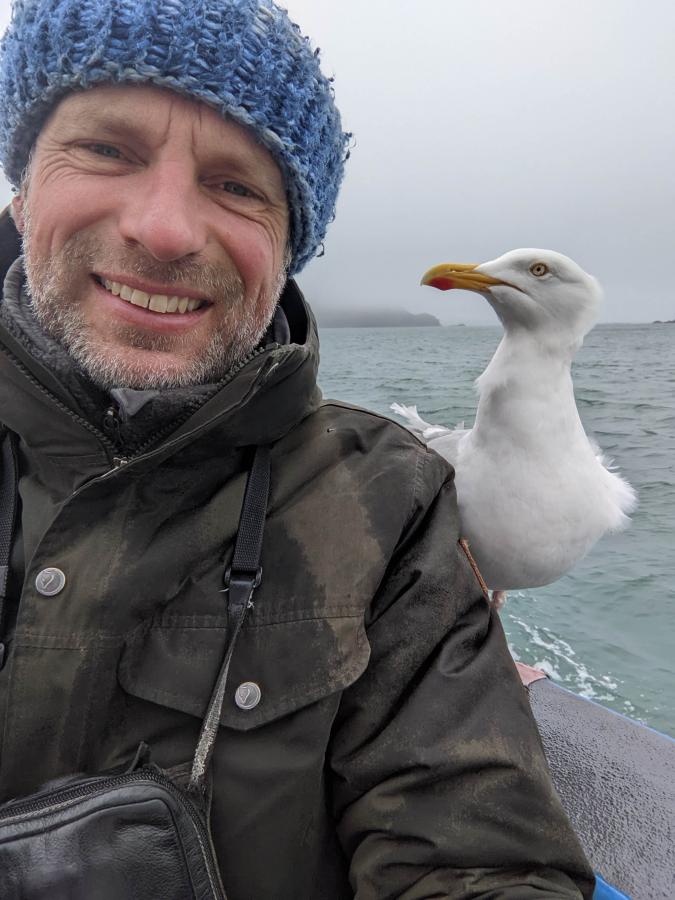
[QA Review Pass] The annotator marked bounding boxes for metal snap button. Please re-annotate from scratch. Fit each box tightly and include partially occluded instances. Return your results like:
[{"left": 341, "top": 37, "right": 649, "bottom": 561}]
[
  {"left": 234, "top": 681, "right": 261, "bottom": 711},
  {"left": 35, "top": 567, "right": 67, "bottom": 597}
]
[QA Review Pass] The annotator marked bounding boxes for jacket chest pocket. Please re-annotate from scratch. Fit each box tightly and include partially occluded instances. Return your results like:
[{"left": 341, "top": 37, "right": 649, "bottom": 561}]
[{"left": 118, "top": 611, "right": 370, "bottom": 732}]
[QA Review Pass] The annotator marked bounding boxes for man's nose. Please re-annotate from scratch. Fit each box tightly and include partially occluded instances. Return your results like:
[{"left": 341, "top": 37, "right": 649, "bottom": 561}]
[{"left": 117, "top": 164, "right": 207, "bottom": 262}]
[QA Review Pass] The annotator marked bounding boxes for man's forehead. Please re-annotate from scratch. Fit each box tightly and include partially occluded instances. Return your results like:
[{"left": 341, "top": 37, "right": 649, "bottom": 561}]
[{"left": 47, "top": 84, "right": 283, "bottom": 179}]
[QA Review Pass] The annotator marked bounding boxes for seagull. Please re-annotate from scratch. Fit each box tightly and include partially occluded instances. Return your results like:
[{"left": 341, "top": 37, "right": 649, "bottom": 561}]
[{"left": 392, "top": 249, "right": 636, "bottom": 606}]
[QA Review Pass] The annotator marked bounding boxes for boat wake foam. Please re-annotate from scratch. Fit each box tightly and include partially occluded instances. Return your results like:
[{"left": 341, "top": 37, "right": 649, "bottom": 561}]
[{"left": 504, "top": 596, "right": 637, "bottom": 717}]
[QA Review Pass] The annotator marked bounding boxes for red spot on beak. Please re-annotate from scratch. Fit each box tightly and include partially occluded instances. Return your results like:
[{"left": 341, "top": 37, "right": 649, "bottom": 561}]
[{"left": 428, "top": 277, "right": 455, "bottom": 291}]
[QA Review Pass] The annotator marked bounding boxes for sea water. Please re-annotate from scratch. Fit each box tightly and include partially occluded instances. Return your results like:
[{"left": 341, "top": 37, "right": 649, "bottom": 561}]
[{"left": 317, "top": 323, "right": 675, "bottom": 737}]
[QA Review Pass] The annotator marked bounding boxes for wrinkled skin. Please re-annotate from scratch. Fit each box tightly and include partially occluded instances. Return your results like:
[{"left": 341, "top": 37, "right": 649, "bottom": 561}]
[{"left": 11, "top": 83, "right": 290, "bottom": 389}]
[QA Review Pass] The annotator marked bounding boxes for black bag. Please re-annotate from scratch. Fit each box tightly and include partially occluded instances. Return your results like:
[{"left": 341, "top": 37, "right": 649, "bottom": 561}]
[
  {"left": 0, "top": 763, "right": 225, "bottom": 899},
  {"left": 0, "top": 434, "right": 271, "bottom": 900}
]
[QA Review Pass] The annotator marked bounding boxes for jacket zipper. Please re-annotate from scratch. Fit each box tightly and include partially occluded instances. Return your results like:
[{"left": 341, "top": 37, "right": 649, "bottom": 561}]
[
  {"left": 0, "top": 342, "right": 270, "bottom": 472},
  {"left": 0, "top": 346, "right": 118, "bottom": 457},
  {"left": 0, "top": 767, "right": 225, "bottom": 897},
  {"left": 125, "top": 343, "right": 269, "bottom": 461}
]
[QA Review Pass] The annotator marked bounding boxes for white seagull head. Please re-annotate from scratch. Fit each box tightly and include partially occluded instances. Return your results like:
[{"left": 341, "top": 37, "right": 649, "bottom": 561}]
[{"left": 422, "top": 248, "right": 602, "bottom": 347}]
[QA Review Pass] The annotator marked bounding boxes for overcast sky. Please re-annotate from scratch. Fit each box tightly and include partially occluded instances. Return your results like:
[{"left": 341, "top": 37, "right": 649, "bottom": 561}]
[{"left": 1, "top": 0, "right": 673, "bottom": 324}]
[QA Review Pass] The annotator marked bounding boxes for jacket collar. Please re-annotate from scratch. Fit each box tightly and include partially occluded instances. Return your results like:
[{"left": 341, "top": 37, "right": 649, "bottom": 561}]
[{"left": 0, "top": 205, "right": 322, "bottom": 474}]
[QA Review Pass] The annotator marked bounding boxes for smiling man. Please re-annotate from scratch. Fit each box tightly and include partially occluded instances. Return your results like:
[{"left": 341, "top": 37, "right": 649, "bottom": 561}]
[
  {"left": 0, "top": 1, "right": 594, "bottom": 898},
  {"left": 16, "top": 84, "right": 291, "bottom": 390}
]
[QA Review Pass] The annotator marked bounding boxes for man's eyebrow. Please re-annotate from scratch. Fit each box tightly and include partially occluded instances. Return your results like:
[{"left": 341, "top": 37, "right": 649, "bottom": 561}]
[
  {"left": 61, "top": 109, "right": 146, "bottom": 142},
  {"left": 60, "top": 109, "right": 269, "bottom": 182}
]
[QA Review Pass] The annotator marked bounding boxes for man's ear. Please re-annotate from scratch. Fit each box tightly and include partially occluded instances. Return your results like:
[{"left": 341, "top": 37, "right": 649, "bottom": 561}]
[{"left": 10, "top": 193, "right": 26, "bottom": 234}]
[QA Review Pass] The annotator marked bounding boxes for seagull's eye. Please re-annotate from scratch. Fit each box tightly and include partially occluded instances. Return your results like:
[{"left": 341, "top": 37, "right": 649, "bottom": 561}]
[{"left": 529, "top": 262, "right": 549, "bottom": 277}]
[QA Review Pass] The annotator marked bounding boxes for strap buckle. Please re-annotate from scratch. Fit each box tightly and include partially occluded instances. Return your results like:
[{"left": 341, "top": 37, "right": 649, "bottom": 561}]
[{"left": 221, "top": 566, "right": 262, "bottom": 596}]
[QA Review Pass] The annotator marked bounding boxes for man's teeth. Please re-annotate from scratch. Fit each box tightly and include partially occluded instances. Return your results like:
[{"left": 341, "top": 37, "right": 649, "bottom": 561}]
[{"left": 102, "top": 278, "right": 203, "bottom": 314}]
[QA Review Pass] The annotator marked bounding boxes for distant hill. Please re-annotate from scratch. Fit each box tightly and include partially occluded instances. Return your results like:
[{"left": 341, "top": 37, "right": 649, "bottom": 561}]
[{"left": 315, "top": 308, "right": 441, "bottom": 328}]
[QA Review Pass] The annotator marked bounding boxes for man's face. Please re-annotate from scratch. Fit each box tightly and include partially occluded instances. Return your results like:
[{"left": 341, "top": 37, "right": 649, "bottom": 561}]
[{"left": 12, "top": 84, "right": 290, "bottom": 389}]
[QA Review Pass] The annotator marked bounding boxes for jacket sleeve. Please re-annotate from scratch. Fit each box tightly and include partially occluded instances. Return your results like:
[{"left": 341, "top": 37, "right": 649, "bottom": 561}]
[{"left": 329, "top": 449, "right": 595, "bottom": 900}]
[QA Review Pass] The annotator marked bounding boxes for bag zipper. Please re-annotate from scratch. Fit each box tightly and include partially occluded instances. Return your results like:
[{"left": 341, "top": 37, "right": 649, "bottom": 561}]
[{"left": 0, "top": 766, "right": 225, "bottom": 897}]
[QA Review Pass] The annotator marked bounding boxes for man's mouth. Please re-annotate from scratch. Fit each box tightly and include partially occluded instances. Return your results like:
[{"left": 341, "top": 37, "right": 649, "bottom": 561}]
[{"left": 93, "top": 275, "right": 208, "bottom": 315}]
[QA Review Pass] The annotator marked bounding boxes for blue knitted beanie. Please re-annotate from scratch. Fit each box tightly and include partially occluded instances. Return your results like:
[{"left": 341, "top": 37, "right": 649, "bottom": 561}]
[{"left": 0, "top": 0, "right": 350, "bottom": 274}]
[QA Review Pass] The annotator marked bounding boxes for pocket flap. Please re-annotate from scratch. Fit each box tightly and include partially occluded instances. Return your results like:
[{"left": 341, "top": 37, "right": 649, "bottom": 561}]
[{"left": 119, "top": 613, "right": 370, "bottom": 731}]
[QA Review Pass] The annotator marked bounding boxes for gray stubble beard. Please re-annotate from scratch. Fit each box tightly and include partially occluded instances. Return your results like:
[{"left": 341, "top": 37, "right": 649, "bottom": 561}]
[{"left": 20, "top": 197, "right": 288, "bottom": 390}]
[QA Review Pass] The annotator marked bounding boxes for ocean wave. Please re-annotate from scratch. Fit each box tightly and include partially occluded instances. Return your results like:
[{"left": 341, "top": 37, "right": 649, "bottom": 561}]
[{"left": 505, "top": 608, "right": 635, "bottom": 714}]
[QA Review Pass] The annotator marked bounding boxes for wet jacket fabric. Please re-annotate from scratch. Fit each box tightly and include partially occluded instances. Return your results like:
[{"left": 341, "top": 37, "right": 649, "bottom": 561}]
[{"left": 0, "top": 209, "right": 594, "bottom": 899}]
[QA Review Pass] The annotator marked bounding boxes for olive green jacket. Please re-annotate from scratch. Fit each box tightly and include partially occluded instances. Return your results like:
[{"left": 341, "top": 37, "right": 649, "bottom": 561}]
[{"left": 0, "top": 210, "right": 594, "bottom": 899}]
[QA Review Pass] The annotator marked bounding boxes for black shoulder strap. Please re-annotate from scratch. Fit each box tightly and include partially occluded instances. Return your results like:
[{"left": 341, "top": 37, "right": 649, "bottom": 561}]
[
  {"left": 0, "top": 426, "right": 271, "bottom": 786},
  {"left": 189, "top": 445, "right": 271, "bottom": 795},
  {"left": 0, "top": 428, "right": 18, "bottom": 669}
]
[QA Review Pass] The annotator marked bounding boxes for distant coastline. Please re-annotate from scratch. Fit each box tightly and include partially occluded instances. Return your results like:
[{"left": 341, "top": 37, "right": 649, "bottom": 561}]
[{"left": 315, "top": 308, "right": 441, "bottom": 328}]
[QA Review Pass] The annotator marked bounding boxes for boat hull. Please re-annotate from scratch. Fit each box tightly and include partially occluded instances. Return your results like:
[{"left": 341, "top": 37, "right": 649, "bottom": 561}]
[{"left": 518, "top": 663, "right": 674, "bottom": 900}]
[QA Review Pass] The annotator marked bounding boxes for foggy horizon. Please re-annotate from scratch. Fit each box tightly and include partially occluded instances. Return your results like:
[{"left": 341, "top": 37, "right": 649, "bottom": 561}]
[{"left": 0, "top": 0, "right": 673, "bottom": 325}]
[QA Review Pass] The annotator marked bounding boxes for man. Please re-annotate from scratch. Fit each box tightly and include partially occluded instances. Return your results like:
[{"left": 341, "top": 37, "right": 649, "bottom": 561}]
[{"left": 0, "top": 0, "right": 595, "bottom": 897}]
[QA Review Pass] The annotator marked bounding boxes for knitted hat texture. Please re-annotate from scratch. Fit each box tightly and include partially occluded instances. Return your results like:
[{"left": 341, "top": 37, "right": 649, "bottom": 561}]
[{"left": 0, "top": 0, "right": 350, "bottom": 274}]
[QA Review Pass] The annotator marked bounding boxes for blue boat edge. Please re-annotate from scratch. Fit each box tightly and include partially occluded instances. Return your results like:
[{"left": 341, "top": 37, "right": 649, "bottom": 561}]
[{"left": 594, "top": 873, "right": 632, "bottom": 899}]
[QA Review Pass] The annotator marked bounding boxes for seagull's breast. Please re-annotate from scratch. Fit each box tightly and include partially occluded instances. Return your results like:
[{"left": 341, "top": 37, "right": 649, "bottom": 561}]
[{"left": 455, "top": 432, "right": 632, "bottom": 590}]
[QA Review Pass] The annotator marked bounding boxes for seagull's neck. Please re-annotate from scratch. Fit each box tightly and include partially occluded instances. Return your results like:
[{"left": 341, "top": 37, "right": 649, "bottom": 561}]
[{"left": 472, "top": 328, "right": 585, "bottom": 449}]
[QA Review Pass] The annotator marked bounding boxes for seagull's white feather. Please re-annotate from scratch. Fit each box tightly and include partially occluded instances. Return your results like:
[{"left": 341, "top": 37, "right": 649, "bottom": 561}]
[
  {"left": 389, "top": 403, "right": 453, "bottom": 442},
  {"left": 393, "top": 248, "right": 636, "bottom": 591},
  {"left": 421, "top": 427, "right": 468, "bottom": 468}
]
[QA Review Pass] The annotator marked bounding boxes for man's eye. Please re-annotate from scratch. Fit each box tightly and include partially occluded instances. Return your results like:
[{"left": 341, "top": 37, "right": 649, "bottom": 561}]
[
  {"left": 85, "top": 143, "right": 123, "bottom": 159},
  {"left": 220, "top": 181, "right": 257, "bottom": 199}
]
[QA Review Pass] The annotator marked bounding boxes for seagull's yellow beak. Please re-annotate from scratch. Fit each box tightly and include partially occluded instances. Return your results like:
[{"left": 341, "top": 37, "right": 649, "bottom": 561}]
[{"left": 421, "top": 262, "right": 506, "bottom": 293}]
